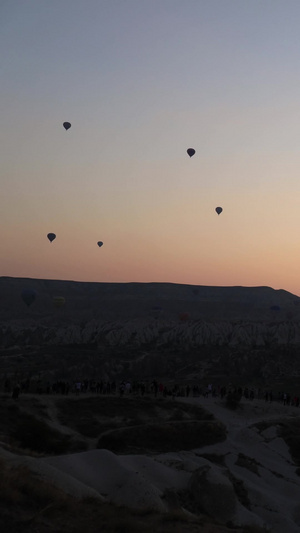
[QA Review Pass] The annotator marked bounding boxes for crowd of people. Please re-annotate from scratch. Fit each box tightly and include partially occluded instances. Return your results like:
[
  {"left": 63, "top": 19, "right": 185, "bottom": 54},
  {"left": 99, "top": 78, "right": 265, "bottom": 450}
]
[{"left": 2, "top": 376, "right": 300, "bottom": 407}]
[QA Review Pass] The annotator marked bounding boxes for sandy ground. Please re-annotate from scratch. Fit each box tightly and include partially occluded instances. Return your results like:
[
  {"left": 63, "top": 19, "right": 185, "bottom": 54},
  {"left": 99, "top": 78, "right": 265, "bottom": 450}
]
[{"left": 2, "top": 395, "right": 300, "bottom": 531}]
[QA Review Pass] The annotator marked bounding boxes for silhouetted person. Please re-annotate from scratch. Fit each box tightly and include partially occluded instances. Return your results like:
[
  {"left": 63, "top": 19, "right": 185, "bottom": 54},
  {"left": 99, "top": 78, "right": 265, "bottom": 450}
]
[{"left": 12, "top": 383, "right": 20, "bottom": 400}]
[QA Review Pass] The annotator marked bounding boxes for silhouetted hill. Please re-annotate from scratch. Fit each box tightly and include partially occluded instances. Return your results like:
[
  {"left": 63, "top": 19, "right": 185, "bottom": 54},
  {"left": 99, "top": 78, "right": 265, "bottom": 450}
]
[{"left": 1, "top": 276, "right": 299, "bottom": 323}]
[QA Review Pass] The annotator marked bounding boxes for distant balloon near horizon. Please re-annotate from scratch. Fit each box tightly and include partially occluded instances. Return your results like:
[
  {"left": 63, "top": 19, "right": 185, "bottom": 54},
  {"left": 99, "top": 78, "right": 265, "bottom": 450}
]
[
  {"left": 63, "top": 122, "right": 71, "bottom": 130},
  {"left": 53, "top": 296, "right": 66, "bottom": 308},
  {"left": 179, "top": 312, "right": 190, "bottom": 322},
  {"left": 187, "top": 148, "right": 195, "bottom": 158},
  {"left": 21, "top": 288, "right": 37, "bottom": 307},
  {"left": 97, "top": 241, "right": 103, "bottom": 247},
  {"left": 47, "top": 233, "right": 56, "bottom": 242},
  {"left": 215, "top": 207, "right": 223, "bottom": 215},
  {"left": 270, "top": 305, "right": 281, "bottom": 312}
]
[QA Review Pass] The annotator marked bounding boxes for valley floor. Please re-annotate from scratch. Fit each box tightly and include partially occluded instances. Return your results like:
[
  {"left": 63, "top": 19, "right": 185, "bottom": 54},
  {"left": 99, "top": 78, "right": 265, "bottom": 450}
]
[{"left": 1, "top": 390, "right": 300, "bottom": 532}]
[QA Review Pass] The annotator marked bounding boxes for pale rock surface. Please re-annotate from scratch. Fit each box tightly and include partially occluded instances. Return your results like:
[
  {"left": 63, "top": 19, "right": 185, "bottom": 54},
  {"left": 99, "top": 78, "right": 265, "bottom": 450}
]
[
  {"left": 42, "top": 449, "right": 190, "bottom": 511},
  {"left": 188, "top": 463, "right": 237, "bottom": 524}
]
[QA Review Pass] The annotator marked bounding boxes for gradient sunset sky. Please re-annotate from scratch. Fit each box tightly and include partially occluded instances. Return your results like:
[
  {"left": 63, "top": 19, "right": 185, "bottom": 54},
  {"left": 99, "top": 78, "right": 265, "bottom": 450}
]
[{"left": 2, "top": 1, "right": 300, "bottom": 295}]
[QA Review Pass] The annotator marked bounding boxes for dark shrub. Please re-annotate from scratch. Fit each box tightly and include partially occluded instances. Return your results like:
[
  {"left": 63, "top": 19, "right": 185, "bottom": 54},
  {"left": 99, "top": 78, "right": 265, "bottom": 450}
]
[{"left": 11, "top": 413, "right": 71, "bottom": 454}]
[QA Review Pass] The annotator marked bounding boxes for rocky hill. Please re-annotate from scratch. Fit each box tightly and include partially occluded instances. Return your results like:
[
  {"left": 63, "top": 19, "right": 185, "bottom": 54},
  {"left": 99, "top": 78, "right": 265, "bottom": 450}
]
[
  {"left": 1, "top": 277, "right": 300, "bottom": 385},
  {"left": 1, "top": 276, "right": 299, "bottom": 323}
]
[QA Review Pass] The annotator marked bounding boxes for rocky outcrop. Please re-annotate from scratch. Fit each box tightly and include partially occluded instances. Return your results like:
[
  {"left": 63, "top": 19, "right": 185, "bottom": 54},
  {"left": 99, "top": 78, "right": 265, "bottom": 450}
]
[
  {"left": 2, "top": 318, "right": 300, "bottom": 349},
  {"left": 2, "top": 278, "right": 300, "bottom": 382},
  {"left": 2, "top": 317, "right": 300, "bottom": 383},
  {"left": 189, "top": 463, "right": 237, "bottom": 524}
]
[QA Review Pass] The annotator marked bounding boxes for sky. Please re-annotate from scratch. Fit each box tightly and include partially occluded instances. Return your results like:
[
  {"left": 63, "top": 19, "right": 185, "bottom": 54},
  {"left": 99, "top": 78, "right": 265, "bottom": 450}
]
[{"left": 2, "top": 0, "right": 300, "bottom": 295}]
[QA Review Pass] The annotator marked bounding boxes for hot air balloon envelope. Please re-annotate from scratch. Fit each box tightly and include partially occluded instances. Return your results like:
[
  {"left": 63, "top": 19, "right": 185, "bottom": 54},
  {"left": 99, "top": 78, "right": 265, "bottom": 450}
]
[
  {"left": 179, "top": 312, "right": 190, "bottom": 322},
  {"left": 21, "top": 289, "right": 37, "bottom": 307},
  {"left": 63, "top": 122, "right": 71, "bottom": 130},
  {"left": 97, "top": 241, "right": 103, "bottom": 247},
  {"left": 215, "top": 207, "right": 223, "bottom": 215},
  {"left": 53, "top": 296, "right": 66, "bottom": 308},
  {"left": 47, "top": 233, "right": 56, "bottom": 242},
  {"left": 187, "top": 148, "right": 195, "bottom": 157}
]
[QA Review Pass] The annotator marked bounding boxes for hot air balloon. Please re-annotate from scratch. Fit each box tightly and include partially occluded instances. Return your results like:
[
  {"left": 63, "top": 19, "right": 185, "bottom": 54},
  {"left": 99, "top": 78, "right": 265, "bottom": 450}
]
[
  {"left": 269, "top": 304, "right": 281, "bottom": 322},
  {"left": 179, "top": 312, "right": 190, "bottom": 322},
  {"left": 53, "top": 296, "right": 66, "bottom": 308},
  {"left": 21, "top": 289, "right": 37, "bottom": 307},
  {"left": 215, "top": 207, "right": 223, "bottom": 215},
  {"left": 187, "top": 148, "right": 195, "bottom": 158},
  {"left": 97, "top": 241, "right": 103, "bottom": 247},
  {"left": 47, "top": 233, "right": 56, "bottom": 243},
  {"left": 270, "top": 305, "right": 281, "bottom": 312},
  {"left": 63, "top": 122, "right": 71, "bottom": 130}
]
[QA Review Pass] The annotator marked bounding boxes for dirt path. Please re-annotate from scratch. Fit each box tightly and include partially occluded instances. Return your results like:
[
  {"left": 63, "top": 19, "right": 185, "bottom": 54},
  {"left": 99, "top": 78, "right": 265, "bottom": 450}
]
[{"left": 15, "top": 391, "right": 300, "bottom": 457}]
